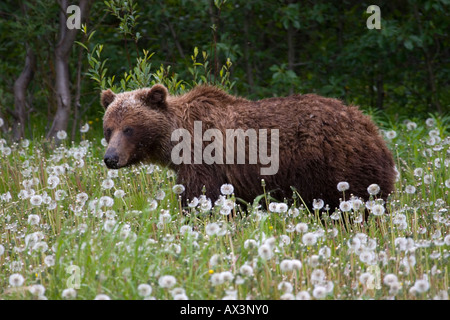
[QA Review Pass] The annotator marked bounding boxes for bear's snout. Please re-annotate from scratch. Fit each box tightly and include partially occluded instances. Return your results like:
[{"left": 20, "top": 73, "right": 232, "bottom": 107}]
[{"left": 104, "top": 150, "right": 120, "bottom": 169}]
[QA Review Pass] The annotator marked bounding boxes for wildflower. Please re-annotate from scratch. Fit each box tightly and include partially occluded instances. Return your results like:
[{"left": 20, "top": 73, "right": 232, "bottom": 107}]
[
  {"left": 337, "top": 181, "right": 350, "bottom": 192},
  {"left": 0, "top": 118, "right": 3, "bottom": 127},
  {"left": 302, "top": 232, "right": 317, "bottom": 246},
  {"left": 312, "top": 199, "right": 324, "bottom": 210},
  {"left": 137, "top": 284, "right": 152, "bottom": 297},
  {"left": 319, "top": 246, "right": 331, "bottom": 259},
  {"left": 220, "top": 183, "right": 234, "bottom": 195},
  {"left": 371, "top": 204, "right": 385, "bottom": 216},
  {"left": 80, "top": 123, "right": 89, "bottom": 133},
  {"left": 94, "top": 294, "right": 111, "bottom": 300},
  {"left": 29, "top": 284, "right": 46, "bottom": 296},
  {"left": 155, "top": 189, "right": 166, "bottom": 200},
  {"left": 277, "top": 203, "right": 288, "bottom": 213},
  {"left": 287, "top": 208, "right": 299, "bottom": 217},
  {"left": 210, "top": 273, "right": 224, "bottom": 286},
  {"left": 347, "top": 237, "right": 361, "bottom": 251},
  {"left": 268, "top": 202, "right": 278, "bottom": 212},
  {"left": 258, "top": 244, "right": 274, "bottom": 260},
  {"left": 148, "top": 200, "right": 158, "bottom": 211},
  {"left": 385, "top": 130, "right": 397, "bottom": 139},
  {"left": 367, "top": 184, "right": 380, "bottom": 195},
  {"left": 99, "top": 196, "right": 114, "bottom": 207},
  {"left": 158, "top": 275, "right": 177, "bottom": 288},
  {"left": 101, "top": 178, "right": 114, "bottom": 190},
  {"left": 103, "top": 219, "right": 116, "bottom": 232},
  {"left": 312, "top": 285, "right": 327, "bottom": 299},
  {"left": 311, "top": 269, "right": 326, "bottom": 284},
  {"left": 55, "top": 189, "right": 67, "bottom": 201},
  {"left": 114, "top": 189, "right": 125, "bottom": 198},
  {"left": 423, "top": 174, "right": 433, "bottom": 184},
  {"left": 9, "top": 273, "right": 25, "bottom": 287},
  {"left": 280, "top": 260, "right": 294, "bottom": 272},
  {"left": 406, "top": 121, "right": 417, "bottom": 131},
  {"left": 0, "top": 244, "right": 4, "bottom": 256},
  {"left": 30, "top": 195, "right": 43, "bottom": 206},
  {"left": 76, "top": 192, "right": 88, "bottom": 203},
  {"left": 405, "top": 185, "right": 416, "bottom": 194},
  {"left": 445, "top": 179, "right": 450, "bottom": 188},
  {"left": 383, "top": 274, "right": 398, "bottom": 286},
  {"left": 221, "top": 271, "right": 234, "bottom": 282},
  {"left": 295, "top": 222, "right": 308, "bottom": 233},
  {"left": 28, "top": 214, "right": 40, "bottom": 226},
  {"left": 61, "top": 288, "right": 77, "bottom": 299},
  {"left": 296, "top": 291, "right": 311, "bottom": 300},
  {"left": 240, "top": 264, "right": 254, "bottom": 276},
  {"left": 205, "top": 222, "right": 220, "bottom": 236},
  {"left": 173, "top": 293, "right": 188, "bottom": 300},
  {"left": 172, "top": 184, "right": 185, "bottom": 194},
  {"left": 412, "top": 279, "right": 430, "bottom": 293},
  {"left": 425, "top": 117, "right": 435, "bottom": 127},
  {"left": 56, "top": 130, "right": 67, "bottom": 140},
  {"left": 278, "top": 281, "right": 293, "bottom": 293},
  {"left": 47, "top": 175, "right": 60, "bottom": 189},
  {"left": 188, "top": 197, "right": 199, "bottom": 208},
  {"left": 243, "top": 239, "right": 257, "bottom": 249},
  {"left": 339, "top": 200, "right": 352, "bottom": 212},
  {"left": 44, "top": 255, "right": 55, "bottom": 267}
]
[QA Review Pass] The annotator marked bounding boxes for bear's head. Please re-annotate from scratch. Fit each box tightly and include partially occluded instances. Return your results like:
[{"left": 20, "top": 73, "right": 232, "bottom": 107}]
[{"left": 101, "top": 84, "right": 174, "bottom": 169}]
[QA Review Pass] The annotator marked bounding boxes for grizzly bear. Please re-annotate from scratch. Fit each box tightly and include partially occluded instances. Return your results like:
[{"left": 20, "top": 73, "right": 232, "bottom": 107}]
[{"left": 101, "top": 84, "right": 395, "bottom": 211}]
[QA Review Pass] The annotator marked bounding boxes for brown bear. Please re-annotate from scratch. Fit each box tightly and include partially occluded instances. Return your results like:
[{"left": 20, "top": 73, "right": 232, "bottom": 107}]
[{"left": 101, "top": 84, "right": 396, "bottom": 211}]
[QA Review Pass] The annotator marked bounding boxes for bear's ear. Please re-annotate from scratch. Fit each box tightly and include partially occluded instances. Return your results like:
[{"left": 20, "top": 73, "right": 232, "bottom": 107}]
[
  {"left": 101, "top": 89, "right": 116, "bottom": 109},
  {"left": 137, "top": 84, "right": 168, "bottom": 108}
]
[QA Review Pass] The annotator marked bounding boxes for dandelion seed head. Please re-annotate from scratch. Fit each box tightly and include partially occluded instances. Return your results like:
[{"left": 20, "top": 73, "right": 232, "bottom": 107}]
[
  {"left": 337, "top": 181, "right": 350, "bottom": 191},
  {"left": 367, "top": 184, "right": 380, "bottom": 195}
]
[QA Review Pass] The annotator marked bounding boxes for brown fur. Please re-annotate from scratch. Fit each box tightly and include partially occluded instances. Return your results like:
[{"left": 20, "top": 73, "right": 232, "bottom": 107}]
[{"left": 101, "top": 84, "right": 396, "bottom": 211}]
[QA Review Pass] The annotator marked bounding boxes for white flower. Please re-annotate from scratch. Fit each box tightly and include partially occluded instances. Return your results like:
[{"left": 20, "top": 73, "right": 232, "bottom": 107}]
[
  {"left": 56, "top": 130, "right": 67, "bottom": 140},
  {"left": 158, "top": 275, "right": 176, "bottom": 288},
  {"left": 413, "top": 279, "right": 430, "bottom": 293},
  {"left": 44, "top": 255, "right": 55, "bottom": 267},
  {"left": 295, "top": 222, "right": 308, "bottom": 233},
  {"left": 312, "top": 285, "right": 327, "bottom": 299},
  {"left": 114, "top": 189, "right": 125, "bottom": 198},
  {"left": 0, "top": 244, "right": 4, "bottom": 256},
  {"left": 258, "top": 244, "right": 273, "bottom": 260},
  {"left": 302, "top": 232, "right": 317, "bottom": 246},
  {"left": 61, "top": 288, "right": 77, "bottom": 299},
  {"left": 29, "top": 284, "right": 46, "bottom": 296},
  {"left": 137, "top": 284, "right": 152, "bottom": 297},
  {"left": 371, "top": 204, "right": 385, "bottom": 216},
  {"left": 385, "top": 130, "right": 397, "bottom": 139},
  {"left": 312, "top": 199, "right": 324, "bottom": 210},
  {"left": 47, "top": 175, "right": 60, "bottom": 189},
  {"left": 205, "top": 222, "right": 220, "bottom": 236},
  {"left": 339, "top": 200, "right": 352, "bottom": 212},
  {"left": 239, "top": 265, "right": 254, "bottom": 276},
  {"left": 101, "top": 178, "right": 114, "bottom": 190},
  {"left": 296, "top": 291, "right": 311, "bottom": 300},
  {"left": 278, "top": 281, "right": 293, "bottom": 293},
  {"left": 30, "top": 195, "right": 43, "bottom": 206},
  {"left": 405, "top": 185, "right": 416, "bottom": 194},
  {"left": 367, "top": 184, "right": 380, "bottom": 195},
  {"left": 220, "top": 183, "right": 234, "bottom": 195},
  {"left": 28, "top": 214, "right": 40, "bottom": 226},
  {"left": 172, "top": 184, "right": 185, "bottom": 194},
  {"left": 337, "top": 181, "right": 350, "bottom": 192},
  {"left": 94, "top": 294, "right": 111, "bottom": 300},
  {"left": 80, "top": 123, "right": 89, "bottom": 133},
  {"left": 9, "top": 273, "right": 25, "bottom": 287},
  {"left": 383, "top": 274, "right": 398, "bottom": 286}
]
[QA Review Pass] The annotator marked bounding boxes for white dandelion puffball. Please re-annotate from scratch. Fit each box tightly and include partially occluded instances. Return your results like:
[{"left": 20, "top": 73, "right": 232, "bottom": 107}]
[
  {"left": 137, "top": 284, "right": 152, "bottom": 297},
  {"left": 80, "top": 123, "right": 89, "bottom": 133},
  {"left": 158, "top": 275, "right": 177, "bottom": 288},
  {"left": 337, "top": 181, "right": 350, "bottom": 192},
  {"left": 56, "top": 130, "right": 67, "bottom": 140},
  {"left": 367, "top": 183, "right": 380, "bottom": 195},
  {"left": 9, "top": 273, "right": 25, "bottom": 287},
  {"left": 172, "top": 184, "right": 185, "bottom": 195},
  {"left": 220, "top": 183, "right": 234, "bottom": 195}
]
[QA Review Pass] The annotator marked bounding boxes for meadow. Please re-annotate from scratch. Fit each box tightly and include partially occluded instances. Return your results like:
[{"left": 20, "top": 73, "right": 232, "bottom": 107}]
[{"left": 0, "top": 115, "right": 448, "bottom": 300}]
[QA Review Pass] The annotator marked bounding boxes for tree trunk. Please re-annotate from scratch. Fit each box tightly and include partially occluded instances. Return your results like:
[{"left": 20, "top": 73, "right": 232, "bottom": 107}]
[
  {"left": 46, "top": 0, "right": 91, "bottom": 141},
  {"left": 13, "top": 47, "right": 36, "bottom": 141}
]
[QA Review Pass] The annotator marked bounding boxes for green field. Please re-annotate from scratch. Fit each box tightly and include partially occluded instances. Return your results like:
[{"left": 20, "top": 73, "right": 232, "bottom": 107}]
[{"left": 0, "top": 115, "right": 448, "bottom": 300}]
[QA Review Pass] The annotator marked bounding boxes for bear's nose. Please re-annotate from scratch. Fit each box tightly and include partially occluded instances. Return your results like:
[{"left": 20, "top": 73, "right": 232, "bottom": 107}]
[{"left": 104, "top": 154, "right": 119, "bottom": 169}]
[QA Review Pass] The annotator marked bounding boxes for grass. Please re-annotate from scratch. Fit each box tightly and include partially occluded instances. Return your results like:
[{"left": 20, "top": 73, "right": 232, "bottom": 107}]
[{"left": 0, "top": 116, "right": 449, "bottom": 300}]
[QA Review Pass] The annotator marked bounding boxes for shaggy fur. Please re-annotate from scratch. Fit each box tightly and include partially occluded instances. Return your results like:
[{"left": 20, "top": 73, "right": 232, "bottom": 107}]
[{"left": 101, "top": 84, "right": 396, "bottom": 211}]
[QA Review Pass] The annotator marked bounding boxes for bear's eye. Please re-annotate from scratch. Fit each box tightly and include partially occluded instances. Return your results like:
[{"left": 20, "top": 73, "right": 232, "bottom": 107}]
[
  {"left": 123, "top": 127, "right": 133, "bottom": 136},
  {"left": 104, "top": 128, "right": 112, "bottom": 140}
]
